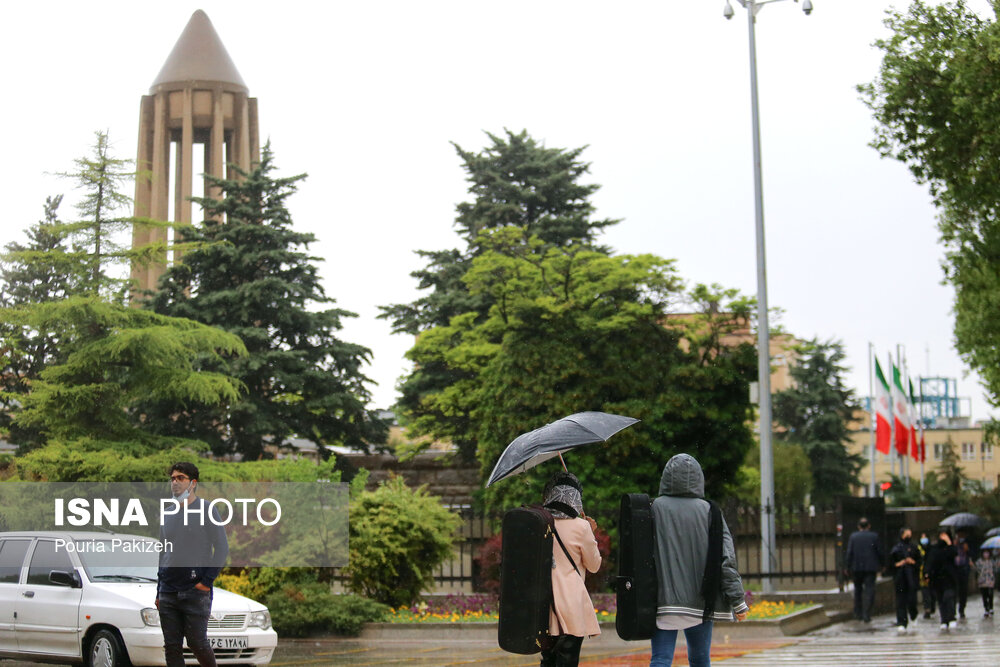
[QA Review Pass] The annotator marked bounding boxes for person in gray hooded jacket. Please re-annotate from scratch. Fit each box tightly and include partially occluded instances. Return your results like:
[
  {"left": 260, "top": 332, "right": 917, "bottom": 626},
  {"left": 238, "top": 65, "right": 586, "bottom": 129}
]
[{"left": 650, "top": 454, "right": 748, "bottom": 667}]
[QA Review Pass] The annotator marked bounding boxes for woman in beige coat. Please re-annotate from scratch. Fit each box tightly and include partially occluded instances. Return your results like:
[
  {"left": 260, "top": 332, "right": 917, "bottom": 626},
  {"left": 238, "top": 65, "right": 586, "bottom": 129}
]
[{"left": 541, "top": 472, "right": 602, "bottom": 667}]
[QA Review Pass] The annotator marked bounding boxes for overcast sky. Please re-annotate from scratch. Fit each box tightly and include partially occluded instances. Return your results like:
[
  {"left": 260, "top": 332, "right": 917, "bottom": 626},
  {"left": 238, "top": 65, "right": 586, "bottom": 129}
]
[{"left": 2, "top": 0, "right": 995, "bottom": 422}]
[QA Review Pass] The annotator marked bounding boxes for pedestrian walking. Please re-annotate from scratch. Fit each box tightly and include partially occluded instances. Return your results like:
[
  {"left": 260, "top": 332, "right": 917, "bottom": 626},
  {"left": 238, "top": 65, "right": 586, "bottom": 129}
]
[
  {"left": 539, "top": 472, "right": 602, "bottom": 667},
  {"left": 973, "top": 548, "right": 995, "bottom": 618},
  {"left": 954, "top": 530, "right": 972, "bottom": 620},
  {"left": 156, "top": 462, "right": 229, "bottom": 667},
  {"left": 918, "top": 532, "right": 936, "bottom": 618},
  {"left": 649, "top": 454, "right": 748, "bottom": 667},
  {"left": 845, "top": 517, "right": 883, "bottom": 623},
  {"left": 926, "top": 529, "right": 959, "bottom": 630},
  {"left": 890, "top": 527, "right": 921, "bottom": 632}
]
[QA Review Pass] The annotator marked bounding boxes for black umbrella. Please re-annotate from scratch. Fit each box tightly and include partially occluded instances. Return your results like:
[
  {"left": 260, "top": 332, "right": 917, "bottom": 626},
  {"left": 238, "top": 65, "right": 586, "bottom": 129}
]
[
  {"left": 485, "top": 411, "right": 640, "bottom": 487},
  {"left": 986, "top": 527, "right": 1000, "bottom": 538},
  {"left": 940, "top": 512, "right": 986, "bottom": 530}
]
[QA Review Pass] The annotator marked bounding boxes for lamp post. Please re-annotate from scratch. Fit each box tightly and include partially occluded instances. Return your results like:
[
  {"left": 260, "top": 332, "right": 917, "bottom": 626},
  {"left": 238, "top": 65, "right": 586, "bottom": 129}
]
[{"left": 724, "top": 0, "right": 812, "bottom": 594}]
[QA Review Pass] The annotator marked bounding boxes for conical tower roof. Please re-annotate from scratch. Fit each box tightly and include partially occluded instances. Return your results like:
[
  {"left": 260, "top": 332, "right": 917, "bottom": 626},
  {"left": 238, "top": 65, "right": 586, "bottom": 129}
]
[{"left": 151, "top": 10, "right": 247, "bottom": 92}]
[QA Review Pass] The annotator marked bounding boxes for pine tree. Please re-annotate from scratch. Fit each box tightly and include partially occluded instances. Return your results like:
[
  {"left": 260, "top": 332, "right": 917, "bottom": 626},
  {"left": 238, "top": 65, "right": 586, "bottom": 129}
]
[
  {"left": 380, "top": 130, "right": 619, "bottom": 461},
  {"left": 53, "top": 130, "right": 148, "bottom": 300},
  {"left": 1, "top": 134, "right": 247, "bottom": 454},
  {"left": 382, "top": 129, "right": 618, "bottom": 336},
  {"left": 773, "top": 339, "right": 865, "bottom": 506},
  {"left": 0, "top": 196, "right": 82, "bottom": 447},
  {"left": 147, "top": 145, "right": 387, "bottom": 460}
]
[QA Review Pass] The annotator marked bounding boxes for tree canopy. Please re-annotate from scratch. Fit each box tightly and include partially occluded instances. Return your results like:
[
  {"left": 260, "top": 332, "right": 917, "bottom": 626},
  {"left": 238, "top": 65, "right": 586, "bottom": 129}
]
[
  {"left": 147, "top": 145, "right": 387, "bottom": 460},
  {"left": 860, "top": 0, "right": 1000, "bottom": 407},
  {"left": 406, "top": 227, "right": 757, "bottom": 511},
  {"left": 1, "top": 133, "right": 244, "bottom": 458},
  {"left": 773, "top": 339, "right": 864, "bottom": 506}
]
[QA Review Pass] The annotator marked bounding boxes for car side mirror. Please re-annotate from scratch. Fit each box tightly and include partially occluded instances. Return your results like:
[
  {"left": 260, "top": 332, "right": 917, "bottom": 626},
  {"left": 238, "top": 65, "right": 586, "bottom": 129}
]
[{"left": 49, "top": 570, "right": 81, "bottom": 588}]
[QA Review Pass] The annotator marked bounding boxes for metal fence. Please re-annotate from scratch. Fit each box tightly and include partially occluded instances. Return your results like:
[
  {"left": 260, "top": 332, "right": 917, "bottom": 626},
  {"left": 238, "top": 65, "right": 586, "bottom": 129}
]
[{"left": 422, "top": 501, "right": 842, "bottom": 593}]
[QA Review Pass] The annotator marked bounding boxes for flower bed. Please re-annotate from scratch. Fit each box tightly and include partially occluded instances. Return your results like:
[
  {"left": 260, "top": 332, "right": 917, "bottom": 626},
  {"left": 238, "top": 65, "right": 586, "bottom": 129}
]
[
  {"left": 382, "top": 593, "right": 807, "bottom": 624},
  {"left": 745, "top": 600, "right": 811, "bottom": 620}
]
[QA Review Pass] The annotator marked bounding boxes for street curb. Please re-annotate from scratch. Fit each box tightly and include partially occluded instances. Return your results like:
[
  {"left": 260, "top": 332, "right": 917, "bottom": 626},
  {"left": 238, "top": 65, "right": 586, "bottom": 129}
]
[{"left": 356, "top": 607, "right": 831, "bottom": 640}]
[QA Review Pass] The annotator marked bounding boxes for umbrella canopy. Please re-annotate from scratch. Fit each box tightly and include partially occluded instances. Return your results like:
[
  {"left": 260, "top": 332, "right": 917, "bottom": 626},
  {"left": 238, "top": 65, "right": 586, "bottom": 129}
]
[
  {"left": 986, "top": 527, "right": 1000, "bottom": 538},
  {"left": 940, "top": 512, "right": 986, "bottom": 530},
  {"left": 981, "top": 536, "right": 1000, "bottom": 550},
  {"left": 485, "top": 411, "right": 640, "bottom": 487}
]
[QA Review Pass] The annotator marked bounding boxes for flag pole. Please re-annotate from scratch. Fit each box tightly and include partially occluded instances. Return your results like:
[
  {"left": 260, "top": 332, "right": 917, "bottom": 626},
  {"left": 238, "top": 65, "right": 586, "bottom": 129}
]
[
  {"left": 888, "top": 350, "right": 896, "bottom": 483},
  {"left": 899, "top": 344, "right": 909, "bottom": 486},
  {"left": 868, "top": 342, "right": 876, "bottom": 497},
  {"left": 919, "top": 379, "right": 925, "bottom": 490}
]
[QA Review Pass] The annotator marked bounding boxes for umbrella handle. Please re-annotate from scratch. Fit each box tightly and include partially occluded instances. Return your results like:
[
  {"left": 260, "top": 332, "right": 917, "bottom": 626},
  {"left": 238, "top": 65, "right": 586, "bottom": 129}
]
[{"left": 558, "top": 452, "right": 568, "bottom": 472}]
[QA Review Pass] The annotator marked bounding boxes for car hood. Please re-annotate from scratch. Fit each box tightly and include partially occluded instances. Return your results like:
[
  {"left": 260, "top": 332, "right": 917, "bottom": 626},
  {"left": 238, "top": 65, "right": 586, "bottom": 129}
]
[{"left": 89, "top": 582, "right": 265, "bottom": 612}]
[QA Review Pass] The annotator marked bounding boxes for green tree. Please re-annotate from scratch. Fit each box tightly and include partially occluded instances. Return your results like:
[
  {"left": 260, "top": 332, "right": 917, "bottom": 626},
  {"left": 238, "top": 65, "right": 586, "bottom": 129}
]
[
  {"left": 772, "top": 339, "right": 864, "bottom": 506},
  {"left": 406, "top": 230, "right": 757, "bottom": 511},
  {"left": 6, "top": 297, "right": 245, "bottom": 450},
  {"left": 860, "top": 0, "right": 1000, "bottom": 407},
  {"left": 1, "top": 133, "right": 239, "bottom": 456},
  {"left": 380, "top": 130, "right": 618, "bottom": 461},
  {"left": 734, "top": 441, "right": 813, "bottom": 506},
  {"left": 53, "top": 130, "right": 165, "bottom": 299},
  {"left": 147, "top": 146, "right": 387, "bottom": 460},
  {"left": 923, "top": 439, "right": 970, "bottom": 513},
  {"left": 0, "top": 196, "right": 82, "bottom": 448}
]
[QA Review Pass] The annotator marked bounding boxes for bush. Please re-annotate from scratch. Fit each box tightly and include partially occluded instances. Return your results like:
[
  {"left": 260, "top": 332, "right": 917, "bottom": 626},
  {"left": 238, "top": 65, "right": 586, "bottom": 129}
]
[
  {"left": 264, "top": 585, "right": 387, "bottom": 637},
  {"left": 344, "top": 475, "right": 461, "bottom": 607},
  {"left": 215, "top": 567, "right": 321, "bottom": 601}
]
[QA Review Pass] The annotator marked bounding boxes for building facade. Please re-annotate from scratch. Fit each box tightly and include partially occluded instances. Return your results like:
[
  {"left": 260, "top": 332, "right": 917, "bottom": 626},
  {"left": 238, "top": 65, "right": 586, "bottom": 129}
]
[{"left": 847, "top": 416, "right": 998, "bottom": 493}]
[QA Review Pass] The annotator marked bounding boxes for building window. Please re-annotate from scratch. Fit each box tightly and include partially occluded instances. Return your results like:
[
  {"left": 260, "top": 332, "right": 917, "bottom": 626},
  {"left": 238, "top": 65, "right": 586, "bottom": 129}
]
[
  {"left": 962, "top": 442, "right": 976, "bottom": 461},
  {"left": 983, "top": 442, "right": 993, "bottom": 461},
  {"left": 934, "top": 444, "right": 943, "bottom": 461}
]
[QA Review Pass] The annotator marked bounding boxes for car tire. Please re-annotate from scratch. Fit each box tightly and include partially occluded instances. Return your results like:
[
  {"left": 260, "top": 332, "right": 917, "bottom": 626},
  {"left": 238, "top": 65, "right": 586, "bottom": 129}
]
[{"left": 87, "top": 629, "right": 132, "bottom": 667}]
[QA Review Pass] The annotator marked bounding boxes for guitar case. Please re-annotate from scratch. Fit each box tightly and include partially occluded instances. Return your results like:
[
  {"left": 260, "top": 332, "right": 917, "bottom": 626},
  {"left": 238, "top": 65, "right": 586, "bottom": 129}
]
[
  {"left": 498, "top": 506, "right": 556, "bottom": 654},
  {"left": 616, "top": 492, "right": 657, "bottom": 640}
]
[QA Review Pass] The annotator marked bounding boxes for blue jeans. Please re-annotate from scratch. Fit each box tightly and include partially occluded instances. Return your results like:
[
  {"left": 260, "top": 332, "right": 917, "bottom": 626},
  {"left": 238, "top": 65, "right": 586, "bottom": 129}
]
[{"left": 650, "top": 621, "right": 713, "bottom": 667}]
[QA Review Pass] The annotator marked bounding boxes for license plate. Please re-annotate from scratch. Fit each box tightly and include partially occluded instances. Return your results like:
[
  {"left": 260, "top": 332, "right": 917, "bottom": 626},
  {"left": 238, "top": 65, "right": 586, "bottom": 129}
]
[{"left": 209, "top": 637, "right": 249, "bottom": 649}]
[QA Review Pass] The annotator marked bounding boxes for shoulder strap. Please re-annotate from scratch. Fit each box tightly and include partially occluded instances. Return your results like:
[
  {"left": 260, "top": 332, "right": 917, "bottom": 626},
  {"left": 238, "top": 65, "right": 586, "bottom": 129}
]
[
  {"left": 544, "top": 500, "right": 579, "bottom": 518},
  {"left": 552, "top": 525, "right": 582, "bottom": 577},
  {"left": 701, "top": 500, "right": 724, "bottom": 622}
]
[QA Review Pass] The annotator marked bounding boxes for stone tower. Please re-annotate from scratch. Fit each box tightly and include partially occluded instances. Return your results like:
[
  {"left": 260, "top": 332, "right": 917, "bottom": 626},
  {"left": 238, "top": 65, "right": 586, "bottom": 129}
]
[{"left": 131, "top": 10, "right": 260, "bottom": 293}]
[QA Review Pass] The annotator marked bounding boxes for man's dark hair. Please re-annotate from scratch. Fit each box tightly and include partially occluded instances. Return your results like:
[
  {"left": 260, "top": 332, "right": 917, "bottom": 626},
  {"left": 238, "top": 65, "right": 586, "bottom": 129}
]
[
  {"left": 169, "top": 461, "right": 199, "bottom": 481},
  {"left": 858, "top": 517, "right": 870, "bottom": 529}
]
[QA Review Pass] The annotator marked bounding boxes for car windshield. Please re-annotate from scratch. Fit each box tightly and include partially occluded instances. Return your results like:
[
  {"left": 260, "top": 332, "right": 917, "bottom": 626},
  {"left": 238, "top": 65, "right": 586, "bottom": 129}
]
[{"left": 77, "top": 540, "right": 159, "bottom": 582}]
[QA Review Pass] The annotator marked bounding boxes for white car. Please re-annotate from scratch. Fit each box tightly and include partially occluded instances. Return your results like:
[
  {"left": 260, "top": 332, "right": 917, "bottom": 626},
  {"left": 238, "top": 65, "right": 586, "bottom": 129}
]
[{"left": 0, "top": 531, "right": 277, "bottom": 667}]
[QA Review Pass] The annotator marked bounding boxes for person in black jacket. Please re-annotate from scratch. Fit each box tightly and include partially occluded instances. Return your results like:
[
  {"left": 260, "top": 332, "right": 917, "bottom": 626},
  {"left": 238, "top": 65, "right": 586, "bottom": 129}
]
[
  {"left": 845, "top": 517, "right": 883, "bottom": 622},
  {"left": 925, "top": 529, "right": 959, "bottom": 630},
  {"left": 889, "top": 527, "right": 921, "bottom": 632},
  {"left": 156, "top": 462, "right": 229, "bottom": 667}
]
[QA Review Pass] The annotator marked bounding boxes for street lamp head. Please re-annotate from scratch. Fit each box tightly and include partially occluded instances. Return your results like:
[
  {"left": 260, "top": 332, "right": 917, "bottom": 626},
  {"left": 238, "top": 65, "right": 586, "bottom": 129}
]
[
  {"left": 724, "top": 1, "right": 735, "bottom": 20},
  {"left": 802, "top": 0, "right": 814, "bottom": 15}
]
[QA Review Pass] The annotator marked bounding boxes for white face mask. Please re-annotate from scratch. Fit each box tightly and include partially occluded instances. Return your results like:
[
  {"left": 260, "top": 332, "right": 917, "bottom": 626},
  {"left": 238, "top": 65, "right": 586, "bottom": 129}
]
[
  {"left": 920, "top": 537, "right": 929, "bottom": 546},
  {"left": 173, "top": 480, "right": 196, "bottom": 501}
]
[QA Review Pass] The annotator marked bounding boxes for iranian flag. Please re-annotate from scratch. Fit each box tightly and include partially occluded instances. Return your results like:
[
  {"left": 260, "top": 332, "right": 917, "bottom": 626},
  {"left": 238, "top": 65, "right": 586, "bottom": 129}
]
[
  {"left": 908, "top": 379, "right": 920, "bottom": 462},
  {"left": 892, "top": 364, "right": 911, "bottom": 457},
  {"left": 874, "top": 358, "right": 892, "bottom": 455}
]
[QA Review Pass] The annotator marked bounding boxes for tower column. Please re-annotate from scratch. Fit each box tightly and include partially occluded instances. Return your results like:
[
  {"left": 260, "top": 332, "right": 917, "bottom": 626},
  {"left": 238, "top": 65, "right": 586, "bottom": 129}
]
[
  {"left": 210, "top": 86, "right": 226, "bottom": 201},
  {"left": 147, "top": 92, "right": 171, "bottom": 290},
  {"left": 130, "top": 96, "right": 154, "bottom": 290}
]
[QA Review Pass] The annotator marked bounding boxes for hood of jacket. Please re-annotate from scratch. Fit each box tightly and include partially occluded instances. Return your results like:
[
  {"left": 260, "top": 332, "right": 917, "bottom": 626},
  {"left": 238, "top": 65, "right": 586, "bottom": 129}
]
[{"left": 658, "top": 453, "right": 705, "bottom": 498}]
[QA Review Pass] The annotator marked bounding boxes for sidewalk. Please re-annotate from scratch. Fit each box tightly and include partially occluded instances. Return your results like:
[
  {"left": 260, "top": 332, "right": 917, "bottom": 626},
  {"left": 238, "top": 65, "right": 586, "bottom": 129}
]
[{"left": 266, "top": 595, "right": 1000, "bottom": 666}]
